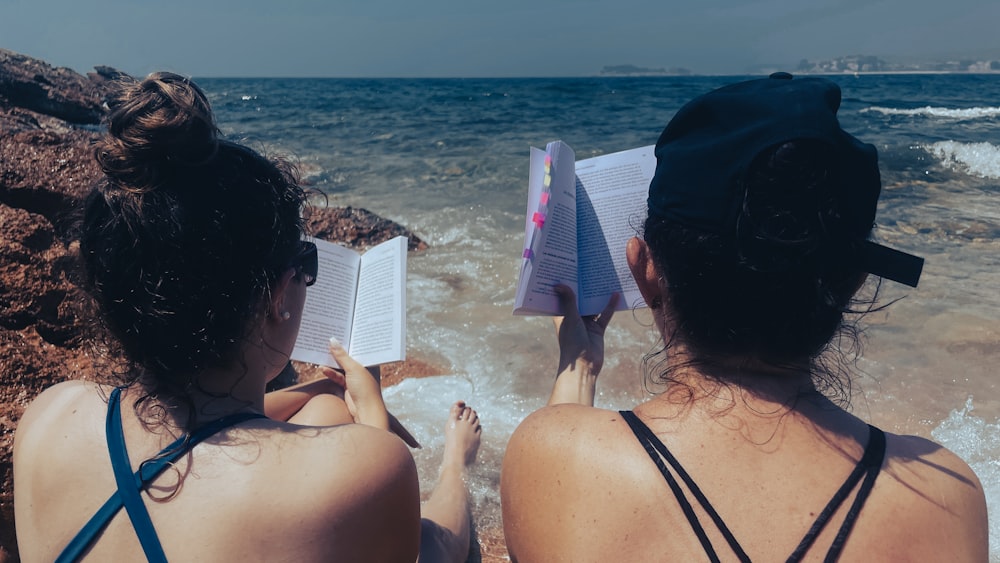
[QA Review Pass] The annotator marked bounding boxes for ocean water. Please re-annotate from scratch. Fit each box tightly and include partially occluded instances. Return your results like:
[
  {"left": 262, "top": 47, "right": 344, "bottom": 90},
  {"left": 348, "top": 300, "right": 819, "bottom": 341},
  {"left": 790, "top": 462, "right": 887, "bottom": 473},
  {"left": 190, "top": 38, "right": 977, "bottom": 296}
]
[{"left": 200, "top": 75, "right": 1000, "bottom": 558}]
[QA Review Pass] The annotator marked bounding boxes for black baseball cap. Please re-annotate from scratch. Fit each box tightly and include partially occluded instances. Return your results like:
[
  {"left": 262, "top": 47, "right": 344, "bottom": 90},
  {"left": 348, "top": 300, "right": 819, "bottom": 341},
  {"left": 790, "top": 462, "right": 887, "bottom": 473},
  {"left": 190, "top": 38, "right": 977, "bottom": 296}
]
[{"left": 648, "top": 72, "right": 923, "bottom": 287}]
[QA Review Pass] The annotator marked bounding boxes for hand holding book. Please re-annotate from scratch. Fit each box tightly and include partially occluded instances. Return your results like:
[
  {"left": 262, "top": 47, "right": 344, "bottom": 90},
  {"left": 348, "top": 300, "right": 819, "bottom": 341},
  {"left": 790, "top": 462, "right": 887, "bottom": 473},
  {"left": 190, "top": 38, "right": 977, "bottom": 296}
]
[
  {"left": 548, "top": 285, "right": 619, "bottom": 406},
  {"left": 324, "top": 338, "right": 420, "bottom": 447}
]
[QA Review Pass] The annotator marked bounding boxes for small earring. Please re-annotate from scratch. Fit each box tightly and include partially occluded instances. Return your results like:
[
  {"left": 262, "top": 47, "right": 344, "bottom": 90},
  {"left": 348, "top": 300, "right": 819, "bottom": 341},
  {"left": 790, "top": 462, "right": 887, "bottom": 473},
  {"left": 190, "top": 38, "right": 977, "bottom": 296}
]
[{"left": 280, "top": 311, "right": 291, "bottom": 321}]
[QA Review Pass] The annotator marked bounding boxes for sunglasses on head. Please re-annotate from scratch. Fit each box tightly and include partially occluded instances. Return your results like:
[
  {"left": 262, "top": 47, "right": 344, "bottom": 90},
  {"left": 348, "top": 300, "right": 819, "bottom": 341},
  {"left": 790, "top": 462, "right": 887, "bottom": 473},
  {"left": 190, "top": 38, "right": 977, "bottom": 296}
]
[{"left": 288, "top": 241, "right": 318, "bottom": 286}]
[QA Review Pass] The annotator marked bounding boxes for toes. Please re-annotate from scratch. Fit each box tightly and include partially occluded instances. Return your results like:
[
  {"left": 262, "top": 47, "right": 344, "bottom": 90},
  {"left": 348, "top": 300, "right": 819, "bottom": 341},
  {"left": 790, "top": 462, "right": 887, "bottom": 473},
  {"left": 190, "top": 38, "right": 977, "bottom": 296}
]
[{"left": 448, "top": 402, "right": 481, "bottom": 430}]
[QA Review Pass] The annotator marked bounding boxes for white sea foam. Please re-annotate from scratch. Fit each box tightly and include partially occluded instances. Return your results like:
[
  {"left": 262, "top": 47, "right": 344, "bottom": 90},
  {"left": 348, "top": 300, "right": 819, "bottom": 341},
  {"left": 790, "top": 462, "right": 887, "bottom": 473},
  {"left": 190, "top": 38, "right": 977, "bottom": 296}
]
[
  {"left": 863, "top": 106, "right": 1000, "bottom": 120},
  {"left": 925, "top": 141, "right": 1000, "bottom": 179},
  {"left": 931, "top": 397, "right": 1000, "bottom": 562}
]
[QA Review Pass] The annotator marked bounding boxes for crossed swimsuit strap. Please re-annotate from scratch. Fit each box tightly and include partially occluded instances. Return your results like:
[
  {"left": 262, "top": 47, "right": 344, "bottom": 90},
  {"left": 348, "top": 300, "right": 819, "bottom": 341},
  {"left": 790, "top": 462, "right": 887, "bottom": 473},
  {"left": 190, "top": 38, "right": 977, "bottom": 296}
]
[
  {"left": 619, "top": 410, "right": 886, "bottom": 563},
  {"left": 56, "top": 387, "right": 267, "bottom": 563}
]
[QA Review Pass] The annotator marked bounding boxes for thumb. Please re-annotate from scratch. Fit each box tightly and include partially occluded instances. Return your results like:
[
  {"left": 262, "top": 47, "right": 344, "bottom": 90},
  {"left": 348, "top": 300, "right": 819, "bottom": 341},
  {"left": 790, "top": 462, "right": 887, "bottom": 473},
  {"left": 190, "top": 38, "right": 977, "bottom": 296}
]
[
  {"left": 328, "top": 336, "right": 386, "bottom": 427},
  {"left": 328, "top": 337, "right": 367, "bottom": 375},
  {"left": 595, "top": 292, "right": 620, "bottom": 329},
  {"left": 554, "top": 284, "right": 579, "bottom": 319}
]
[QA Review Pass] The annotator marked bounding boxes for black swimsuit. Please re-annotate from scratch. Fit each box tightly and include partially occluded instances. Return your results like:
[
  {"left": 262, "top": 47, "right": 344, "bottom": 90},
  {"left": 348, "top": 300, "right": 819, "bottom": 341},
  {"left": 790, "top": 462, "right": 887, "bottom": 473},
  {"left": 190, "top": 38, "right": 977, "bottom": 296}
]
[
  {"left": 56, "top": 387, "right": 267, "bottom": 562},
  {"left": 620, "top": 410, "right": 886, "bottom": 563}
]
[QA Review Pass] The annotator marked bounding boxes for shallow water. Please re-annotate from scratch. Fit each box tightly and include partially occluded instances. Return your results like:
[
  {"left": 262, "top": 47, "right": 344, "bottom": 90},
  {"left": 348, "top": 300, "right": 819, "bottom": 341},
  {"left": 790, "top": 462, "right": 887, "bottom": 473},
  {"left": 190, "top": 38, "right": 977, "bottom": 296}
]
[{"left": 202, "top": 74, "right": 1000, "bottom": 559}]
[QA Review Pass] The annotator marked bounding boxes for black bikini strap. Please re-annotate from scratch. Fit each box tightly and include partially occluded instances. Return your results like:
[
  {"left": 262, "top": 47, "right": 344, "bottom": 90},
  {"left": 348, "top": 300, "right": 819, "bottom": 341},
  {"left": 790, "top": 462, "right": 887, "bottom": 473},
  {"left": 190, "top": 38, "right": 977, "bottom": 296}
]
[
  {"left": 785, "top": 425, "right": 886, "bottom": 563},
  {"left": 621, "top": 410, "right": 752, "bottom": 563},
  {"left": 621, "top": 411, "right": 886, "bottom": 563},
  {"left": 821, "top": 427, "right": 885, "bottom": 563}
]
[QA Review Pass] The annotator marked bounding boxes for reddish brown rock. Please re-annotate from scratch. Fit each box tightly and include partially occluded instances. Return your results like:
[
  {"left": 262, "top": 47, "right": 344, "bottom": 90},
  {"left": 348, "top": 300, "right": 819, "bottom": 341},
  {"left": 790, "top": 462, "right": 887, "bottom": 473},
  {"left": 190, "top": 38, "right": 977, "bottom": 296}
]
[
  {"left": 0, "top": 205, "right": 101, "bottom": 558},
  {"left": 0, "top": 48, "right": 119, "bottom": 125},
  {"left": 1, "top": 129, "right": 101, "bottom": 235},
  {"left": 0, "top": 206, "right": 94, "bottom": 343},
  {"left": 305, "top": 205, "right": 429, "bottom": 252}
]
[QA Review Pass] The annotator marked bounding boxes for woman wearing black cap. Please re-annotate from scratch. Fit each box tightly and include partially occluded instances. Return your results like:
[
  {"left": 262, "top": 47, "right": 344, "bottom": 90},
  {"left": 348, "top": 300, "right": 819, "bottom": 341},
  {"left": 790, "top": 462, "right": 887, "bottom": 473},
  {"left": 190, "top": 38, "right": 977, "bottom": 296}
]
[{"left": 501, "top": 74, "right": 987, "bottom": 562}]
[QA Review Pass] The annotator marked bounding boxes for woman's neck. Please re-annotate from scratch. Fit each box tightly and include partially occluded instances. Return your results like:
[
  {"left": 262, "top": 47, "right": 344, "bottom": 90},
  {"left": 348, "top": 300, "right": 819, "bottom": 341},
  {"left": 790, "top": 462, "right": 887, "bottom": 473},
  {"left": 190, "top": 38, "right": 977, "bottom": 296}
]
[
  {"left": 647, "top": 357, "right": 830, "bottom": 417},
  {"left": 133, "top": 359, "right": 272, "bottom": 432},
  {"left": 638, "top": 356, "right": 864, "bottom": 446},
  {"left": 190, "top": 364, "right": 268, "bottom": 418}
]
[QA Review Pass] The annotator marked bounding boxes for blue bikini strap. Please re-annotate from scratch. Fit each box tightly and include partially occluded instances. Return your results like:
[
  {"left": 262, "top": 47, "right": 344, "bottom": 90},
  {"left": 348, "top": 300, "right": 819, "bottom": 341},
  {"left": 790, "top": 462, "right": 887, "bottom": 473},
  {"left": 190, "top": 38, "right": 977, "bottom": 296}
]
[{"left": 56, "top": 387, "right": 266, "bottom": 562}]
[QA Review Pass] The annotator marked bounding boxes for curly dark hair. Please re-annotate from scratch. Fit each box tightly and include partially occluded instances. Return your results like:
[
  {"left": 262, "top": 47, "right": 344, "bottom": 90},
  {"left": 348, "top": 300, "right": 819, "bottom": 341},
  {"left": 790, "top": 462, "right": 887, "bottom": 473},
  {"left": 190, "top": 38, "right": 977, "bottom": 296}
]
[
  {"left": 642, "top": 139, "right": 876, "bottom": 397},
  {"left": 79, "top": 72, "right": 306, "bottom": 410}
]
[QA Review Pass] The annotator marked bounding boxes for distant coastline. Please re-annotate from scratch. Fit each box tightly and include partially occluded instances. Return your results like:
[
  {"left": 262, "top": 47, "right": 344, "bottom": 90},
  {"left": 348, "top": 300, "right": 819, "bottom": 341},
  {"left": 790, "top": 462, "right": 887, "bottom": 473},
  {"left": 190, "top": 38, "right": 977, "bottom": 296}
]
[
  {"left": 600, "top": 55, "right": 1000, "bottom": 77},
  {"left": 793, "top": 54, "right": 1000, "bottom": 75},
  {"left": 803, "top": 70, "right": 999, "bottom": 76},
  {"left": 599, "top": 64, "right": 692, "bottom": 76}
]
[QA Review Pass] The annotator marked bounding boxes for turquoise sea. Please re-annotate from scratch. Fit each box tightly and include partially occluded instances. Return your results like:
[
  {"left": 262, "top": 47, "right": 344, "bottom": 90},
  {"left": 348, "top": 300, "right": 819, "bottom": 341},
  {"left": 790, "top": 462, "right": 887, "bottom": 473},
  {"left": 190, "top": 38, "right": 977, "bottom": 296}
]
[{"left": 200, "top": 74, "right": 1000, "bottom": 557}]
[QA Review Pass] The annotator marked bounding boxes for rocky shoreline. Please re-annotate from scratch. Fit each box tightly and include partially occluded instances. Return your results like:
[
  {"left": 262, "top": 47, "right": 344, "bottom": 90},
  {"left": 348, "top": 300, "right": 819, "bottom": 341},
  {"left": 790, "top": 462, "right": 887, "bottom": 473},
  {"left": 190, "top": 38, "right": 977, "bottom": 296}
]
[{"left": 0, "top": 49, "right": 436, "bottom": 561}]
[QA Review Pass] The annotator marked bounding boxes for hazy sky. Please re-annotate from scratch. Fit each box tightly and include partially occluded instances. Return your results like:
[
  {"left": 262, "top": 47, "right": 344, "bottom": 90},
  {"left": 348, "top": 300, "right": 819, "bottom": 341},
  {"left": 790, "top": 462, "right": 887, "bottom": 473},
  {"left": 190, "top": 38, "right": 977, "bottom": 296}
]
[{"left": 2, "top": 0, "right": 998, "bottom": 77}]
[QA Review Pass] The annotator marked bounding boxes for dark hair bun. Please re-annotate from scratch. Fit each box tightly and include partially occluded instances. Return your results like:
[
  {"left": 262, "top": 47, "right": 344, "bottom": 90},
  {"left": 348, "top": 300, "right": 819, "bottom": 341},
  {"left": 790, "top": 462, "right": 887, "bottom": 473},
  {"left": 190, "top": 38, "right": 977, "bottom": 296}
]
[{"left": 97, "top": 72, "right": 220, "bottom": 192}]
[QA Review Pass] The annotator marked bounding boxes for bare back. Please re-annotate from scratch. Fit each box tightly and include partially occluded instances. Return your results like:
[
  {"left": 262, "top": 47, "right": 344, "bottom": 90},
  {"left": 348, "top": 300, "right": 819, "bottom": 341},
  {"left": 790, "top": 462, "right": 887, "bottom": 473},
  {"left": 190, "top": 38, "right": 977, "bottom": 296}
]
[
  {"left": 501, "top": 400, "right": 988, "bottom": 562},
  {"left": 14, "top": 381, "right": 420, "bottom": 562}
]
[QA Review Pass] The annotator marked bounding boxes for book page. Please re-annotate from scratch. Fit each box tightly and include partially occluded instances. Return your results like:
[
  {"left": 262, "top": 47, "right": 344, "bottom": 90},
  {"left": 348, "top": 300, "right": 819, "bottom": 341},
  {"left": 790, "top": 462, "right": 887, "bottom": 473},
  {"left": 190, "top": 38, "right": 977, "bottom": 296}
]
[
  {"left": 348, "top": 235, "right": 407, "bottom": 366},
  {"left": 574, "top": 145, "right": 655, "bottom": 315},
  {"left": 291, "top": 238, "right": 362, "bottom": 367},
  {"left": 513, "top": 146, "right": 549, "bottom": 312},
  {"left": 513, "top": 141, "right": 580, "bottom": 315}
]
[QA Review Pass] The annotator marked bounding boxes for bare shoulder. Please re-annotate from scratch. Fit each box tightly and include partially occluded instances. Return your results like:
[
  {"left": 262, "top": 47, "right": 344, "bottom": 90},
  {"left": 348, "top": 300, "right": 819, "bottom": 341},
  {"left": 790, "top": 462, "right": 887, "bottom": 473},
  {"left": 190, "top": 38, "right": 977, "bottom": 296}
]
[
  {"left": 289, "top": 421, "right": 418, "bottom": 500},
  {"left": 317, "top": 422, "right": 416, "bottom": 476},
  {"left": 15, "top": 379, "right": 101, "bottom": 474},
  {"left": 17, "top": 380, "right": 96, "bottom": 420},
  {"left": 508, "top": 403, "right": 623, "bottom": 447},
  {"left": 873, "top": 431, "right": 988, "bottom": 561},
  {"left": 502, "top": 405, "right": 634, "bottom": 561},
  {"left": 15, "top": 380, "right": 103, "bottom": 450},
  {"left": 276, "top": 423, "right": 421, "bottom": 561},
  {"left": 883, "top": 431, "right": 985, "bottom": 503},
  {"left": 504, "top": 404, "right": 625, "bottom": 471}
]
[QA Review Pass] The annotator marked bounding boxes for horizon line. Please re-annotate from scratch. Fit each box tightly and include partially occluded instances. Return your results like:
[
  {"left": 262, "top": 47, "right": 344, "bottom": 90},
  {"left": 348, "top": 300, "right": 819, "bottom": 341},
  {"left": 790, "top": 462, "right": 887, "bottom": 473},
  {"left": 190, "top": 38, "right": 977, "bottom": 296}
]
[{"left": 184, "top": 70, "right": 1000, "bottom": 80}]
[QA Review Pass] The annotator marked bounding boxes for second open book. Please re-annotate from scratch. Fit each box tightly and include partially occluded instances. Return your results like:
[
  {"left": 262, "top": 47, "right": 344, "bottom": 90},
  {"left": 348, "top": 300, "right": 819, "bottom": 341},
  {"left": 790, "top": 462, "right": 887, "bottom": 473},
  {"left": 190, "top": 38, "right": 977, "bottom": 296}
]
[
  {"left": 291, "top": 236, "right": 407, "bottom": 368},
  {"left": 514, "top": 141, "right": 655, "bottom": 316}
]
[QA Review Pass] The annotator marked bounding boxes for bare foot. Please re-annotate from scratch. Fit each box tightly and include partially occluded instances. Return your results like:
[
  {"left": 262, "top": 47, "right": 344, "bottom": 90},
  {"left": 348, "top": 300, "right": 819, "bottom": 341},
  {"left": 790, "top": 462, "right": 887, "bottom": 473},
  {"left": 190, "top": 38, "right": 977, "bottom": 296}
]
[{"left": 442, "top": 401, "right": 481, "bottom": 471}]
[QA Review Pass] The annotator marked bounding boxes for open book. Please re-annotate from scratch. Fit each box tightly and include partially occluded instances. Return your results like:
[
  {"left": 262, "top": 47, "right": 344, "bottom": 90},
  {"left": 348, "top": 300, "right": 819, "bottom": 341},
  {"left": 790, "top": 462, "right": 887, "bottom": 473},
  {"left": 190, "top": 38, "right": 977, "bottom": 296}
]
[
  {"left": 514, "top": 141, "right": 655, "bottom": 316},
  {"left": 291, "top": 236, "right": 407, "bottom": 368}
]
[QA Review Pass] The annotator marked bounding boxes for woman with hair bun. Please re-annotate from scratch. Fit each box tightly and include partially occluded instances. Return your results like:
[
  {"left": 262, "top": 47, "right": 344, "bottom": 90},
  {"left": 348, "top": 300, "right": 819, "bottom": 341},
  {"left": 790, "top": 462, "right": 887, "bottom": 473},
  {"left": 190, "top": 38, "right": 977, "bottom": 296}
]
[
  {"left": 13, "top": 72, "right": 480, "bottom": 562},
  {"left": 501, "top": 75, "right": 988, "bottom": 561}
]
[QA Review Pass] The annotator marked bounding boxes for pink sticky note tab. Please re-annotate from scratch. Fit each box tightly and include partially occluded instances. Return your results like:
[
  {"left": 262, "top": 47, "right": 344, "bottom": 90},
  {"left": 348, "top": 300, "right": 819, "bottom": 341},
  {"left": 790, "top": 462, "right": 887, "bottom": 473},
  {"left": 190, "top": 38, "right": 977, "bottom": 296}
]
[
  {"left": 545, "top": 154, "right": 552, "bottom": 166},
  {"left": 523, "top": 248, "right": 534, "bottom": 259},
  {"left": 540, "top": 192, "right": 550, "bottom": 205},
  {"left": 532, "top": 212, "right": 545, "bottom": 228}
]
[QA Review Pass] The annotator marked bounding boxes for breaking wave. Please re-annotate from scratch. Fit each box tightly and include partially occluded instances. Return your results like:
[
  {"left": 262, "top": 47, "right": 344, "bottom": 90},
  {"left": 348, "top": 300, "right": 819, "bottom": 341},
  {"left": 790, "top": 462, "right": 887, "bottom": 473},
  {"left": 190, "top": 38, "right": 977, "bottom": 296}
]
[
  {"left": 925, "top": 141, "right": 1000, "bottom": 179},
  {"left": 863, "top": 106, "right": 1000, "bottom": 120}
]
